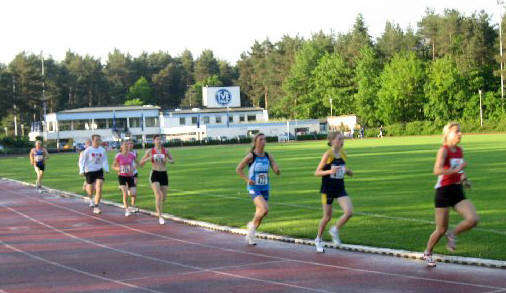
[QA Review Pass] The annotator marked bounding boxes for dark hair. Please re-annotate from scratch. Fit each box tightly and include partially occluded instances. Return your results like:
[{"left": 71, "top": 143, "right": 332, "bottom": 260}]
[
  {"left": 91, "top": 134, "right": 101, "bottom": 140},
  {"left": 153, "top": 134, "right": 161, "bottom": 140},
  {"left": 250, "top": 133, "right": 265, "bottom": 153}
]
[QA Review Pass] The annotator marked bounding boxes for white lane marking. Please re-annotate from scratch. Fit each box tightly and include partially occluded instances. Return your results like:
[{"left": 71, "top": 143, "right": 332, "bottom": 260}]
[
  {"left": 2, "top": 204, "right": 334, "bottom": 293},
  {"left": 2, "top": 186, "right": 505, "bottom": 292},
  {"left": 0, "top": 240, "right": 164, "bottom": 293}
]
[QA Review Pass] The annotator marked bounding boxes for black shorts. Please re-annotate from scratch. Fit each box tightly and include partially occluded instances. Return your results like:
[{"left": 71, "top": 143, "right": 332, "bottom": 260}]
[
  {"left": 321, "top": 191, "right": 348, "bottom": 205},
  {"left": 134, "top": 173, "right": 138, "bottom": 178},
  {"left": 85, "top": 169, "right": 104, "bottom": 184},
  {"left": 435, "top": 184, "right": 466, "bottom": 208},
  {"left": 35, "top": 162, "right": 45, "bottom": 171},
  {"left": 150, "top": 170, "right": 168, "bottom": 186},
  {"left": 118, "top": 175, "right": 136, "bottom": 188}
]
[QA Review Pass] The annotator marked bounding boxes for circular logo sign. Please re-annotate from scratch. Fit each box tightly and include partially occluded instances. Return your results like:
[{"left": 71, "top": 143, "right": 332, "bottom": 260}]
[{"left": 215, "top": 89, "right": 232, "bottom": 106}]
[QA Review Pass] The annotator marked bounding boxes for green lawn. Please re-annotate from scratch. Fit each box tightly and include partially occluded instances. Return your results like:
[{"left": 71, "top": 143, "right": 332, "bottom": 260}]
[{"left": 1, "top": 134, "right": 505, "bottom": 260}]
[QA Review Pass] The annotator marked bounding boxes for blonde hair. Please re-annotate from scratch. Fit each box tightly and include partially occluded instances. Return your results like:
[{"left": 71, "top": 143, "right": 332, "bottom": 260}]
[
  {"left": 250, "top": 133, "right": 265, "bottom": 153},
  {"left": 442, "top": 122, "right": 460, "bottom": 144},
  {"left": 327, "top": 132, "right": 343, "bottom": 147}
]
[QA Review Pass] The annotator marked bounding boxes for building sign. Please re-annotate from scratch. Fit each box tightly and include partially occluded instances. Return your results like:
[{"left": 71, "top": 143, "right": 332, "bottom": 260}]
[{"left": 203, "top": 86, "right": 240, "bottom": 108}]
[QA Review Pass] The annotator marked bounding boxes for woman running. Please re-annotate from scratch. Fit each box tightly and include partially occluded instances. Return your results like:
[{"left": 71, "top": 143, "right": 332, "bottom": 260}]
[
  {"left": 236, "top": 133, "right": 280, "bottom": 245},
  {"left": 128, "top": 140, "right": 139, "bottom": 212},
  {"left": 78, "top": 138, "right": 95, "bottom": 206},
  {"left": 140, "top": 135, "right": 174, "bottom": 224},
  {"left": 113, "top": 141, "right": 140, "bottom": 216},
  {"left": 314, "top": 132, "right": 353, "bottom": 253},
  {"left": 29, "top": 140, "right": 49, "bottom": 193},
  {"left": 423, "top": 122, "right": 478, "bottom": 267},
  {"left": 79, "top": 134, "right": 110, "bottom": 214}
]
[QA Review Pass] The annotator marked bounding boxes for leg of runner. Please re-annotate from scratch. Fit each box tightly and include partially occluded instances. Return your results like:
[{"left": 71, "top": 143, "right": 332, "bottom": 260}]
[{"left": 93, "top": 179, "right": 104, "bottom": 214}]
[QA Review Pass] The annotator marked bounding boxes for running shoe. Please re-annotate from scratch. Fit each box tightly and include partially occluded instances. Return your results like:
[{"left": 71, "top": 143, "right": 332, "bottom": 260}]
[
  {"left": 158, "top": 217, "right": 165, "bottom": 225},
  {"left": 93, "top": 206, "right": 101, "bottom": 214},
  {"left": 424, "top": 253, "right": 436, "bottom": 267},
  {"left": 88, "top": 199, "right": 95, "bottom": 207},
  {"left": 128, "top": 206, "right": 139, "bottom": 213},
  {"left": 125, "top": 209, "right": 131, "bottom": 217},
  {"left": 328, "top": 226, "right": 342, "bottom": 245},
  {"left": 245, "top": 222, "right": 256, "bottom": 245},
  {"left": 446, "top": 233, "right": 456, "bottom": 252},
  {"left": 315, "top": 238, "right": 325, "bottom": 253}
]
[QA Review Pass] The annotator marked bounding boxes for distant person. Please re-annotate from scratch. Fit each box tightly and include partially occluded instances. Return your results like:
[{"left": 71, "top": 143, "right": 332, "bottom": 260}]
[
  {"left": 113, "top": 141, "right": 140, "bottom": 216},
  {"left": 423, "top": 122, "right": 477, "bottom": 267},
  {"left": 378, "top": 125, "right": 384, "bottom": 138},
  {"left": 236, "top": 133, "right": 280, "bottom": 245},
  {"left": 140, "top": 135, "right": 174, "bottom": 224},
  {"left": 360, "top": 127, "right": 365, "bottom": 139},
  {"left": 128, "top": 140, "right": 139, "bottom": 212},
  {"left": 313, "top": 132, "right": 353, "bottom": 253},
  {"left": 29, "top": 140, "right": 49, "bottom": 193},
  {"left": 79, "top": 134, "right": 110, "bottom": 214},
  {"left": 78, "top": 138, "right": 95, "bottom": 206}
]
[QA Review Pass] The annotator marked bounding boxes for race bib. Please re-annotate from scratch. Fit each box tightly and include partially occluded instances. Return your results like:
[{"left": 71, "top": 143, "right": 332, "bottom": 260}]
[
  {"left": 450, "top": 158, "right": 464, "bottom": 174},
  {"left": 34, "top": 155, "right": 44, "bottom": 162},
  {"left": 255, "top": 173, "right": 268, "bottom": 185},
  {"left": 153, "top": 154, "right": 165, "bottom": 163},
  {"left": 120, "top": 165, "right": 131, "bottom": 174},
  {"left": 330, "top": 165, "right": 345, "bottom": 179}
]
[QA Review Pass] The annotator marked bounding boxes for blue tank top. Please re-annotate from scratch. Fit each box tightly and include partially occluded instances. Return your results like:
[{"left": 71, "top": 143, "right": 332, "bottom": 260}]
[
  {"left": 34, "top": 149, "right": 45, "bottom": 163},
  {"left": 247, "top": 152, "right": 270, "bottom": 191}
]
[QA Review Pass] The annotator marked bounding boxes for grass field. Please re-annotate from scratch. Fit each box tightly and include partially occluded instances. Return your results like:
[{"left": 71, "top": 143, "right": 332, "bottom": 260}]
[{"left": 1, "top": 134, "right": 505, "bottom": 260}]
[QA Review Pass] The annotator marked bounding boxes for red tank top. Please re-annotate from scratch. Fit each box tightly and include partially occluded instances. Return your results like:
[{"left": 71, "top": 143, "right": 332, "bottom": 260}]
[
  {"left": 151, "top": 147, "right": 167, "bottom": 163},
  {"left": 435, "top": 145, "right": 463, "bottom": 188}
]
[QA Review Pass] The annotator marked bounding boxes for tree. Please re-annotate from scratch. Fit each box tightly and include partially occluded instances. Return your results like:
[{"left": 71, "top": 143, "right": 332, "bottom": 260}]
[
  {"left": 335, "top": 14, "right": 373, "bottom": 66},
  {"left": 194, "top": 50, "right": 219, "bottom": 81},
  {"left": 124, "top": 98, "right": 144, "bottom": 106},
  {"left": 355, "top": 46, "right": 382, "bottom": 126},
  {"left": 377, "top": 52, "right": 426, "bottom": 124},
  {"left": 127, "top": 76, "right": 152, "bottom": 104},
  {"left": 180, "top": 75, "right": 222, "bottom": 108}
]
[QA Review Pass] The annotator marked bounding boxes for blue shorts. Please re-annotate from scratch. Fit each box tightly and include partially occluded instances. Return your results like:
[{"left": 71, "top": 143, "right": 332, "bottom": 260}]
[{"left": 248, "top": 189, "right": 269, "bottom": 201}]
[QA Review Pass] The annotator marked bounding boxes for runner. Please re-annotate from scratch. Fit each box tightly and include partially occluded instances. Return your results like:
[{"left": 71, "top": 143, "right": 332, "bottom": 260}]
[
  {"left": 128, "top": 140, "right": 139, "bottom": 213},
  {"left": 423, "top": 122, "right": 478, "bottom": 267},
  {"left": 79, "top": 134, "right": 110, "bottom": 214},
  {"left": 236, "top": 133, "right": 280, "bottom": 245},
  {"left": 139, "top": 135, "right": 174, "bottom": 224},
  {"left": 113, "top": 141, "right": 140, "bottom": 216},
  {"left": 313, "top": 132, "right": 353, "bottom": 253},
  {"left": 29, "top": 140, "right": 49, "bottom": 193},
  {"left": 78, "top": 138, "right": 94, "bottom": 206}
]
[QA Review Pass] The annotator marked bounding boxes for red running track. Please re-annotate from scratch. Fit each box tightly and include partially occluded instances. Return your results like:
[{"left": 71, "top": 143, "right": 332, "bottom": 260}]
[{"left": 1, "top": 180, "right": 505, "bottom": 293}]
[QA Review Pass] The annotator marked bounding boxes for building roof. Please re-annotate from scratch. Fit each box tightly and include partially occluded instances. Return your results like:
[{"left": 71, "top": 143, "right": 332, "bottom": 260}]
[
  {"left": 58, "top": 105, "right": 160, "bottom": 114},
  {"left": 164, "top": 107, "right": 264, "bottom": 115}
]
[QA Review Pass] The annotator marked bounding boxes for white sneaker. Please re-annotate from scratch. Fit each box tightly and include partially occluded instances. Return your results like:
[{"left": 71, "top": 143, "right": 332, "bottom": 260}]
[
  {"left": 245, "top": 222, "right": 256, "bottom": 245},
  {"left": 125, "top": 209, "right": 131, "bottom": 217},
  {"left": 128, "top": 206, "right": 139, "bottom": 213},
  {"left": 424, "top": 253, "right": 436, "bottom": 267},
  {"left": 329, "top": 226, "right": 341, "bottom": 245},
  {"left": 315, "top": 238, "right": 325, "bottom": 253},
  {"left": 88, "top": 199, "right": 95, "bottom": 207},
  {"left": 93, "top": 207, "right": 101, "bottom": 214},
  {"left": 158, "top": 217, "right": 165, "bottom": 225}
]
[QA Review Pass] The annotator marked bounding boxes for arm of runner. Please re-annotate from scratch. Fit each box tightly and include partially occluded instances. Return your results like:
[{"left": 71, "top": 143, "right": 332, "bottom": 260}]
[
  {"left": 236, "top": 153, "right": 254, "bottom": 185},
  {"left": 29, "top": 149, "right": 34, "bottom": 165},
  {"left": 166, "top": 148, "right": 175, "bottom": 164},
  {"left": 345, "top": 167, "right": 353, "bottom": 177},
  {"left": 112, "top": 156, "right": 120, "bottom": 172},
  {"left": 433, "top": 147, "right": 466, "bottom": 175},
  {"left": 139, "top": 150, "right": 151, "bottom": 166},
  {"left": 314, "top": 152, "right": 336, "bottom": 177},
  {"left": 102, "top": 150, "right": 110, "bottom": 173},
  {"left": 43, "top": 148, "right": 49, "bottom": 160},
  {"left": 268, "top": 154, "right": 280, "bottom": 175},
  {"left": 79, "top": 148, "right": 87, "bottom": 175}
]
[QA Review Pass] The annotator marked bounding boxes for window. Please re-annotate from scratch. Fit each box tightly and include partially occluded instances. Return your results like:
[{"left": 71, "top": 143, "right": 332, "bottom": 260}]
[
  {"left": 48, "top": 121, "right": 54, "bottom": 132},
  {"left": 58, "top": 120, "right": 71, "bottom": 131},
  {"left": 247, "top": 115, "right": 256, "bottom": 122},
  {"left": 129, "top": 117, "right": 141, "bottom": 128},
  {"left": 215, "top": 116, "right": 222, "bottom": 124},
  {"left": 228, "top": 116, "right": 233, "bottom": 123},
  {"left": 179, "top": 117, "right": 186, "bottom": 125},
  {"left": 73, "top": 119, "right": 91, "bottom": 130},
  {"left": 114, "top": 118, "right": 127, "bottom": 129},
  {"left": 191, "top": 117, "right": 198, "bottom": 125},
  {"left": 145, "top": 117, "right": 159, "bottom": 127},
  {"left": 94, "top": 119, "right": 107, "bottom": 129},
  {"left": 239, "top": 115, "right": 245, "bottom": 122},
  {"left": 203, "top": 116, "right": 210, "bottom": 124}
]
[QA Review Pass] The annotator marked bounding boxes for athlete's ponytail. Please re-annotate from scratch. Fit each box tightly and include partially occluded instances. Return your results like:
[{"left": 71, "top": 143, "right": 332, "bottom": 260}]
[
  {"left": 442, "top": 122, "right": 460, "bottom": 145},
  {"left": 250, "top": 133, "right": 265, "bottom": 153}
]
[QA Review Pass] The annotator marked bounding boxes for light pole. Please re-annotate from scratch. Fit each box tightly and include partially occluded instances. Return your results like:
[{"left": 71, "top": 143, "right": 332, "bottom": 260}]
[
  {"left": 498, "top": 0, "right": 505, "bottom": 112},
  {"left": 479, "top": 90, "right": 483, "bottom": 127},
  {"left": 329, "top": 98, "right": 333, "bottom": 117}
]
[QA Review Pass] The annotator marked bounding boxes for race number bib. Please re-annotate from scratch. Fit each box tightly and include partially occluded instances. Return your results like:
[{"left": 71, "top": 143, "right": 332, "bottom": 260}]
[
  {"left": 330, "top": 165, "right": 345, "bottom": 179},
  {"left": 153, "top": 154, "right": 165, "bottom": 163},
  {"left": 255, "top": 173, "right": 268, "bottom": 185},
  {"left": 34, "top": 155, "right": 44, "bottom": 162},
  {"left": 120, "top": 165, "right": 131, "bottom": 174},
  {"left": 450, "top": 158, "right": 464, "bottom": 174}
]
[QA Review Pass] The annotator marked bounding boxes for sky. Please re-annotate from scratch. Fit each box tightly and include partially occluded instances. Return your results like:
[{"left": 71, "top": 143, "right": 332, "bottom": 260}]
[{"left": 0, "top": 0, "right": 504, "bottom": 65}]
